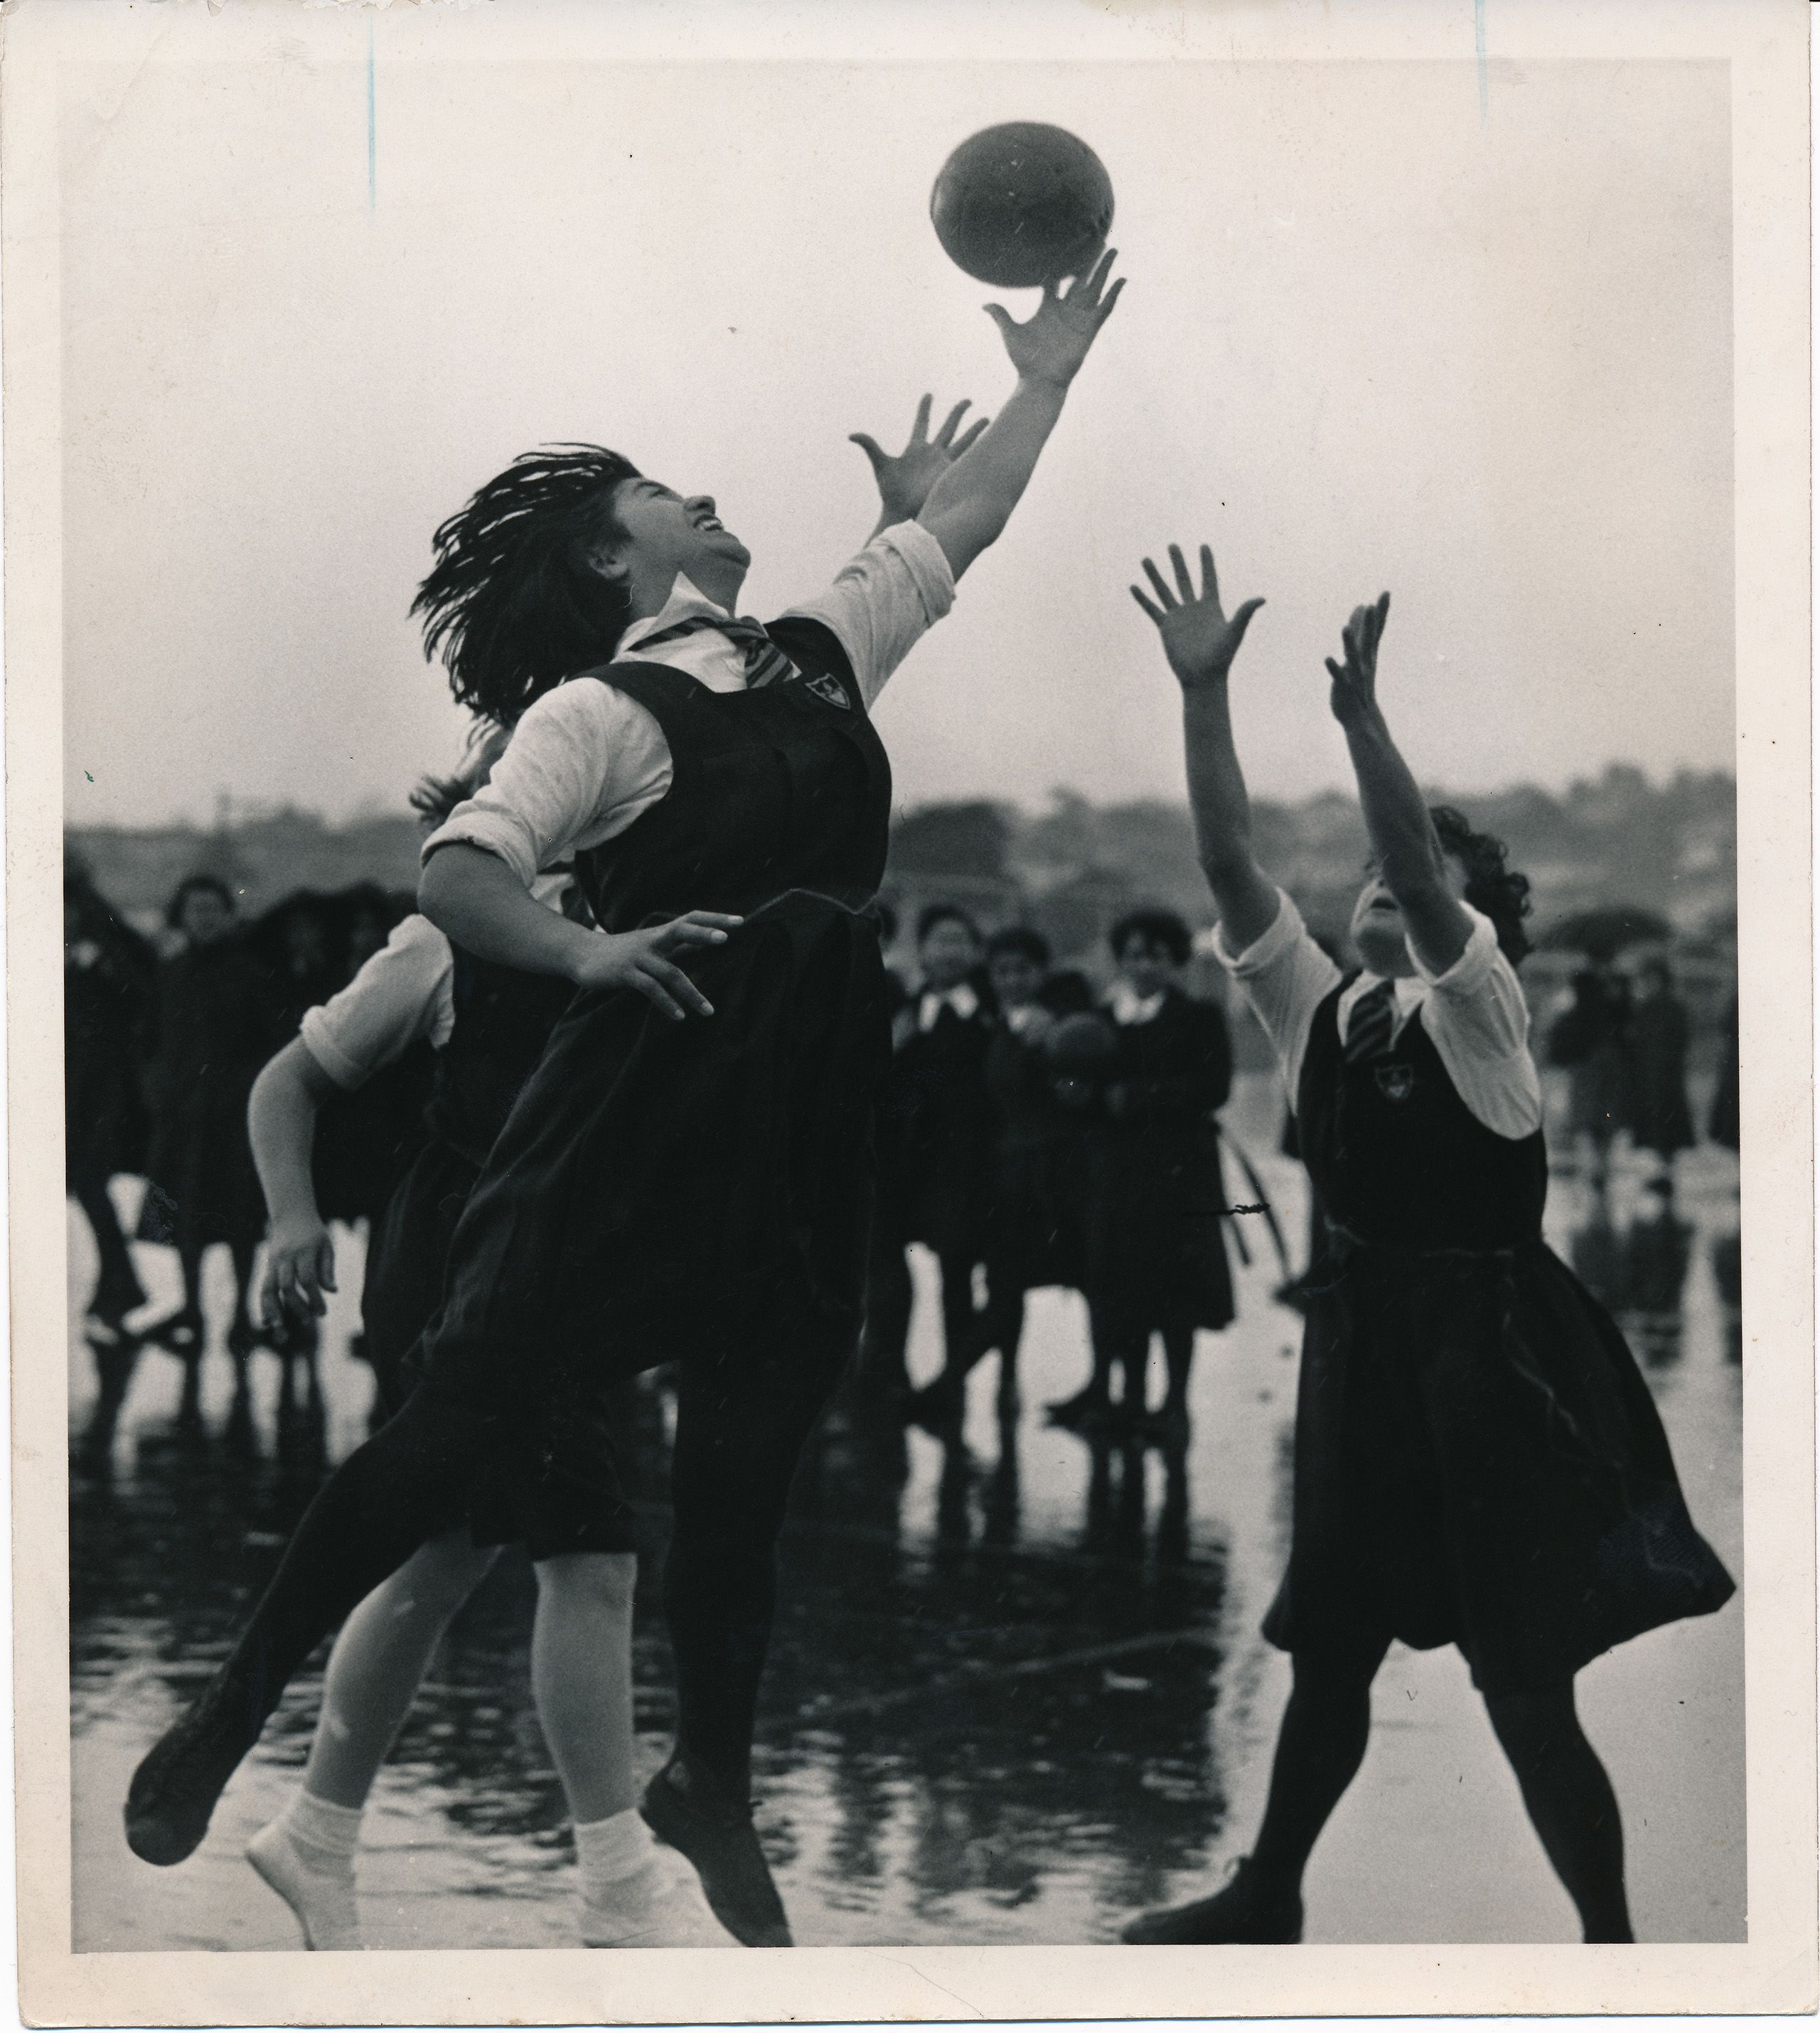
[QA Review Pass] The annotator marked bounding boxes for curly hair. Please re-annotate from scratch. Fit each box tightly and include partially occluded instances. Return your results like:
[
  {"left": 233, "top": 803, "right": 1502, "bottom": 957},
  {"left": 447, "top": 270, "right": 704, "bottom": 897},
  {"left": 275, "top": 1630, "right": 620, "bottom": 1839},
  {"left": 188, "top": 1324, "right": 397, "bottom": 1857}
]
[
  {"left": 986, "top": 926, "right": 1051, "bottom": 969},
  {"left": 412, "top": 446, "right": 643, "bottom": 726},
  {"left": 916, "top": 902, "right": 982, "bottom": 945},
  {"left": 1429, "top": 804, "right": 1533, "bottom": 965},
  {"left": 1110, "top": 908, "right": 1192, "bottom": 967}
]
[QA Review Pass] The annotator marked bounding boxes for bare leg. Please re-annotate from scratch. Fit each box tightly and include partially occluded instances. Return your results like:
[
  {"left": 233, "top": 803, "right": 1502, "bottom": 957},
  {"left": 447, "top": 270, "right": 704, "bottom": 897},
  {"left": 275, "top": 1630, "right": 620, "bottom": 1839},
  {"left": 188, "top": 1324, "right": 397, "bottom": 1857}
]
[
  {"left": 304, "top": 1531, "right": 500, "bottom": 1808},
  {"left": 530, "top": 1552, "right": 638, "bottom": 1825}
]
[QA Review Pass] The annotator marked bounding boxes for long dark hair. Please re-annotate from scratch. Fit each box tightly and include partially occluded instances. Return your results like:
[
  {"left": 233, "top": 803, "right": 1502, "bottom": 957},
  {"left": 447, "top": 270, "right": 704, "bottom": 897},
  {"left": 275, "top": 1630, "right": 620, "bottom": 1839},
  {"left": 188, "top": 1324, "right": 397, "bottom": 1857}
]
[{"left": 412, "top": 446, "right": 642, "bottom": 726}]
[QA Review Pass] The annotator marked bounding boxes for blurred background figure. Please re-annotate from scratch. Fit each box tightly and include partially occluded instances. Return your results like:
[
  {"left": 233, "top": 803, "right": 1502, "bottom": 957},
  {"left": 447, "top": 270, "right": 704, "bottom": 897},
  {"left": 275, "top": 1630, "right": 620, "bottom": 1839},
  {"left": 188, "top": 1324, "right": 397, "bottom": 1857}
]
[
  {"left": 65, "top": 862, "right": 157, "bottom": 1344},
  {"left": 1624, "top": 954, "right": 1695, "bottom": 1205},
  {"left": 1547, "top": 960, "right": 1635, "bottom": 1193},
  {"left": 854, "top": 903, "right": 917, "bottom": 1409},
  {"left": 1075, "top": 911, "right": 1234, "bottom": 1447},
  {"left": 1708, "top": 988, "right": 1740, "bottom": 1157},
  {"left": 136, "top": 874, "right": 270, "bottom": 1358},
  {"left": 895, "top": 905, "right": 995, "bottom": 1410}
]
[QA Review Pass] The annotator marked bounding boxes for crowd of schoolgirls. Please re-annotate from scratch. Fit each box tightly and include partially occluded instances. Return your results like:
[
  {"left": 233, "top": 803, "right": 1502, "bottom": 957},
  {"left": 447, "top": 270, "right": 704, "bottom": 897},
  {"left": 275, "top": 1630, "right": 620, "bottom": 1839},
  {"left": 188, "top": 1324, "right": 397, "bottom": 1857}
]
[{"left": 857, "top": 896, "right": 1243, "bottom": 1444}]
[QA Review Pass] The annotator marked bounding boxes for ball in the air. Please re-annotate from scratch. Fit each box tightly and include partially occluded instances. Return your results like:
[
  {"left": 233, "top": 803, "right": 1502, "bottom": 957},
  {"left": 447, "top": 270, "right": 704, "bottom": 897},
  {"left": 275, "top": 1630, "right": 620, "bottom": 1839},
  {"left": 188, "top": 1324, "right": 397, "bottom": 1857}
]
[
  {"left": 1045, "top": 1010, "right": 1120, "bottom": 1077},
  {"left": 930, "top": 122, "right": 1114, "bottom": 289}
]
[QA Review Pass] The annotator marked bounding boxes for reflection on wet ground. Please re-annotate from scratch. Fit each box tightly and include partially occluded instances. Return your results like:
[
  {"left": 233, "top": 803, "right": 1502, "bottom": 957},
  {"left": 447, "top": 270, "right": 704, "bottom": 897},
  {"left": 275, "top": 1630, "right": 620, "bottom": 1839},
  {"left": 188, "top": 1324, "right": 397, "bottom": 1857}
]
[{"left": 69, "top": 1075, "right": 1745, "bottom": 1950}]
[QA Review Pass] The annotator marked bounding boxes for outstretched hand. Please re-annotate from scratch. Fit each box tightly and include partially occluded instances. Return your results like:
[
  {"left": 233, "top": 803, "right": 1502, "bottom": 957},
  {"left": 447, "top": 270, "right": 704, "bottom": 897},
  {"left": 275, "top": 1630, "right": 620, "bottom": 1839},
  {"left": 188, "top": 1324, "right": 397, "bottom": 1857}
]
[
  {"left": 850, "top": 395, "right": 990, "bottom": 525},
  {"left": 1130, "top": 544, "right": 1265, "bottom": 692},
  {"left": 984, "top": 249, "right": 1125, "bottom": 390},
  {"left": 1324, "top": 592, "right": 1391, "bottom": 724}
]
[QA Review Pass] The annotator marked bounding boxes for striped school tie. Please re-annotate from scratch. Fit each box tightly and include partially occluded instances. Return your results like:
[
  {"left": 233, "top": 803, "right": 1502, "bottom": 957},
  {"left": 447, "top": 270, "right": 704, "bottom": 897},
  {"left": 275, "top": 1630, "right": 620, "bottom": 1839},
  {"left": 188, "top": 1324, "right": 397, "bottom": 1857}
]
[
  {"left": 633, "top": 613, "right": 801, "bottom": 690},
  {"left": 1344, "top": 977, "right": 1398, "bottom": 1063}
]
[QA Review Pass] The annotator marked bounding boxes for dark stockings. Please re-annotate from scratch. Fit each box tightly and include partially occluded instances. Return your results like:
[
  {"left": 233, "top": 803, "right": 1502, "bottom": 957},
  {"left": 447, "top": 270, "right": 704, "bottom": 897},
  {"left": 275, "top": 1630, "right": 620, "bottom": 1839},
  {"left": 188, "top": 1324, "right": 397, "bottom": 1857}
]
[
  {"left": 70, "top": 1166, "right": 144, "bottom": 1321},
  {"left": 1246, "top": 1646, "right": 1632, "bottom": 1943},
  {"left": 1484, "top": 1680, "right": 1634, "bottom": 1943}
]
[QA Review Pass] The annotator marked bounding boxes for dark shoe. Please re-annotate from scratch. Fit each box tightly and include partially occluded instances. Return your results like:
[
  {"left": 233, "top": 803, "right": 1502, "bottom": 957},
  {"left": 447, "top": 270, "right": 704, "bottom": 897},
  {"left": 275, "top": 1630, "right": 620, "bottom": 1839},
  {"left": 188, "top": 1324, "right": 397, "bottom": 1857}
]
[
  {"left": 905, "top": 1375, "right": 964, "bottom": 1433},
  {"left": 1143, "top": 1402, "right": 1192, "bottom": 1451},
  {"left": 1122, "top": 1857, "right": 1303, "bottom": 1944},
  {"left": 1044, "top": 1386, "right": 1108, "bottom": 1431},
  {"left": 641, "top": 1759, "right": 791, "bottom": 1947},
  {"left": 124, "top": 1672, "right": 255, "bottom": 1866}
]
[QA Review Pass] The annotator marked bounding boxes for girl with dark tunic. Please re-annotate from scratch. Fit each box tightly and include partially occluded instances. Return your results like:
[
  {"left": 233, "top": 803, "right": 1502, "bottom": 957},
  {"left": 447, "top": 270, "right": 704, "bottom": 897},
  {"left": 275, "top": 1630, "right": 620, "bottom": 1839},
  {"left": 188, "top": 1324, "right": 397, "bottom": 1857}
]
[
  {"left": 1120, "top": 545, "right": 1733, "bottom": 1946},
  {"left": 137, "top": 875, "right": 271, "bottom": 1356},
  {"left": 896, "top": 903, "right": 996, "bottom": 1407},
  {"left": 1624, "top": 955, "right": 1696, "bottom": 1185},
  {"left": 1549, "top": 965, "right": 1636, "bottom": 1189},
  {"left": 239, "top": 746, "right": 682, "bottom": 1949},
  {"left": 124, "top": 254, "right": 1125, "bottom": 1948},
  {"left": 65, "top": 867, "right": 156, "bottom": 1339},
  {"left": 908, "top": 926, "right": 1085, "bottom": 1425},
  {"left": 1088, "top": 909, "right": 1234, "bottom": 1444}
]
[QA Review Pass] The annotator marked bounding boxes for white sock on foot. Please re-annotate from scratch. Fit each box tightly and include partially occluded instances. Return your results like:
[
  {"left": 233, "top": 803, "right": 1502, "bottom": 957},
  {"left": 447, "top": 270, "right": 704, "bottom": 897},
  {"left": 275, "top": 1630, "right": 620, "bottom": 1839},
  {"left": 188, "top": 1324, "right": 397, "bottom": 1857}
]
[
  {"left": 247, "top": 1791, "right": 363, "bottom": 1950},
  {"left": 575, "top": 1809, "right": 732, "bottom": 1948}
]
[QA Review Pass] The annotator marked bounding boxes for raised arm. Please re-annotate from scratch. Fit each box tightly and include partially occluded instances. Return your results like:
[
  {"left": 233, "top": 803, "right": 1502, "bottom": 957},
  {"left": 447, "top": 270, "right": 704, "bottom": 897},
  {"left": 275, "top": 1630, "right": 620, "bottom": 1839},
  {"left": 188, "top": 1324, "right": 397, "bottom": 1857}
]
[
  {"left": 850, "top": 395, "right": 990, "bottom": 539},
  {"left": 1131, "top": 543, "right": 1278, "bottom": 953},
  {"left": 915, "top": 251, "right": 1125, "bottom": 579},
  {"left": 1324, "top": 594, "right": 1473, "bottom": 975}
]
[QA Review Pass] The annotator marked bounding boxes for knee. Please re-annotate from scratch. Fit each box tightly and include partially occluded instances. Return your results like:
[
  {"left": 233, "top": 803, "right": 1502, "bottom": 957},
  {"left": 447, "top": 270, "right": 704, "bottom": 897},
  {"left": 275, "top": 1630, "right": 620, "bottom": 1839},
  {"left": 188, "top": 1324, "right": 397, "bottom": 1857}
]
[
  {"left": 1484, "top": 1682, "right": 1578, "bottom": 1761},
  {"left": 536, "top": 1550, "right": 637, "bottom": 1617},
  {"left": 395, "top": 1533, "right": 498, "bottom": 1619}
]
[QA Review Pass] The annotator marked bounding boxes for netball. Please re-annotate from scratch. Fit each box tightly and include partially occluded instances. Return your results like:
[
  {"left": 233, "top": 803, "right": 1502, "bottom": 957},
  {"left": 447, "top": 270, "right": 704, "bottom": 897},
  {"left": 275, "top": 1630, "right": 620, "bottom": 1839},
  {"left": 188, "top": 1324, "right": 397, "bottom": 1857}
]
[{"left": 929, "top": 122, "right": 1115, "bottom": 288}]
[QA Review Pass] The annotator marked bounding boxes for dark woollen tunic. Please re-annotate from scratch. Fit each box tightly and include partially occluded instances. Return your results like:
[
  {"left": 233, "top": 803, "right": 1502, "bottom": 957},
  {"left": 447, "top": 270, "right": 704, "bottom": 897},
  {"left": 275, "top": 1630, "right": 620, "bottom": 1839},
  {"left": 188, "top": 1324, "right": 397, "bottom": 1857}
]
[
  {"left": 1270, "top": 974, "right": 1734, "bottom": 1692},
  {"left": 411, "top": 618, "right": 893, "bottom": 1557},
  {"left": 1089, "top": 988, "right": 1236, "bottom": 1335},
  {"left": 360, "top": 946, "right": 578, "bottom": 1420},
  {"left": 897, "top": 995, "right": 996, "bottom": 1263},
  {"left": 138, "top": 936, "right": 271, "bottom": 1252},
  {"left": 981, "top": 1022, "right": 1089, "bottom": 1294}
]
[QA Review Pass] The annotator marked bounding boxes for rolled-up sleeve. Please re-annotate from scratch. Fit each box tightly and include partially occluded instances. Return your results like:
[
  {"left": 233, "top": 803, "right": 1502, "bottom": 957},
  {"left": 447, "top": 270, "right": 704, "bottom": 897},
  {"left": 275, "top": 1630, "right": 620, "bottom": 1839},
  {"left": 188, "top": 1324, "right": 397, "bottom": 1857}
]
[
  {"left": 1413, "top": 905, "right": 1543, "bottom": 1138},
  {"left": 1212, "top": 888, "right": 1344, "bottom": 1101},
  {"left": 299, "top": 916, "right": 454, "bottom": 1090},
  {"left": 781, "top": 521, "right": 956, "bottom": 708},
  {"left": 421, "top": 681, "right": 670, "bottom": 886}
]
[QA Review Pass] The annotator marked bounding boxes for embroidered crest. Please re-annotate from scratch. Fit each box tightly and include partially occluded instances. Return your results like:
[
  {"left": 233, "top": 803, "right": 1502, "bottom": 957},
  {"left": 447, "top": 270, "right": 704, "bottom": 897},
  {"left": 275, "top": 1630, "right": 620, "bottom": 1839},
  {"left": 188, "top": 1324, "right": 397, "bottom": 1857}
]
[
  {"left": 803, "top": 671, "right": 851, "bottom": 710},
  {"left": 1375, "top": 1061, "right": 1415, "bottom": 1103}
]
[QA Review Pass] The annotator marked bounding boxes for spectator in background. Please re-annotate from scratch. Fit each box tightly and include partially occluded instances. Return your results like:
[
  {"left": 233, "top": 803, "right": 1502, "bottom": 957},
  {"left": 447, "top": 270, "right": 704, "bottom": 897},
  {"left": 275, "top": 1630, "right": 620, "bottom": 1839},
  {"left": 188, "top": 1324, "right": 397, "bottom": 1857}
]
[
  {"left": 909, "top": 926, "right": 1081, "bottom": 1427},
  {"left": 1708, "top": 989, "right": 1740, "bottom": 1154},
  {"left": 65, "top": 864, "right": 158, "bottom": 1341},
  {"left": 896, "top": 903, "right": 996, "bottom": 1404},
  {"left": 1547, "top": 962, "right": 1634, "bottom": 1191},
  {"left": 1083, "top": 909, "right": 1235, "bottom": 1444},
  {"left": 1624, "top": 955, "right": 1694, "bottom": 1199},
  {"left": 137, "top": 874, "right": 271, "bottom": 1356}
]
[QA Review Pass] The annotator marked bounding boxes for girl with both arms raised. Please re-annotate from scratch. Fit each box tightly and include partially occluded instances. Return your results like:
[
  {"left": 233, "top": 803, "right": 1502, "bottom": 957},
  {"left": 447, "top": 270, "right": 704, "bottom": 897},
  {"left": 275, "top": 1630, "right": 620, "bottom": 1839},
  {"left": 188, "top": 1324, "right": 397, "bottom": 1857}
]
[
  {"left": 126, "top": 254, "right": 1125, "bottom": 1952},
  {"left": 1120, "top": 545, "right": 1733, "bottom": 1946}
]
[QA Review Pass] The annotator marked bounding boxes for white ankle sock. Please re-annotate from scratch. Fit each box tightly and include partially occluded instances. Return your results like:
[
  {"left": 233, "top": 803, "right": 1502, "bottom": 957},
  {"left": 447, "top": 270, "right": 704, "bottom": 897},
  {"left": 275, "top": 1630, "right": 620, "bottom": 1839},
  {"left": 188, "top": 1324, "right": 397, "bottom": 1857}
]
[
  {"left": 574, "top": 1808, "right": 656, "bottom": 1907},
  {"left": 280, "top": 1791, "right": 364, "bottom": 1870}
]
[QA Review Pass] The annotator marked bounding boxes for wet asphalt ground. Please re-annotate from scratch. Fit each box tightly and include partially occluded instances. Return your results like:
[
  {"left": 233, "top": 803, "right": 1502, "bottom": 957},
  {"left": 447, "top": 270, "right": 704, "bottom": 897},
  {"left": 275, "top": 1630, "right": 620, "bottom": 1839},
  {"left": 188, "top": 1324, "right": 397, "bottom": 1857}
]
[{"left": 68, "top": 1072, "right": 1743, "bottom": 1951}]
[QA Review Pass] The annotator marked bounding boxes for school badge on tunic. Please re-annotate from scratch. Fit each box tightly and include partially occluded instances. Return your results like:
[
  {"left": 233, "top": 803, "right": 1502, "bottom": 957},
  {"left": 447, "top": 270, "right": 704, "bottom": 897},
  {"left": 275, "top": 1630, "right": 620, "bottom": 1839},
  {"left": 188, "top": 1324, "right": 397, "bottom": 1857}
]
[
  {"left": 1376, "top": 1062, "right": 1415, "bottom": 1103},
  {"left": 803, "top": 672, "right": 851, "bottom": 709}
]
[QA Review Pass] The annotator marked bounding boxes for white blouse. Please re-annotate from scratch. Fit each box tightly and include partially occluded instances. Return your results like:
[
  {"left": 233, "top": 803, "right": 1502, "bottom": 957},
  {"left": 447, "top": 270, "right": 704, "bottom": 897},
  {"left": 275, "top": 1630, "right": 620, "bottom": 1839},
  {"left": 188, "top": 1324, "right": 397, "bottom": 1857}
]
[
  {"left": 422, "top": 521, "right": 956, "bottom": 891},
  {"left": 1214, "top": 887, "right": 1543, "bottom": 1140}
]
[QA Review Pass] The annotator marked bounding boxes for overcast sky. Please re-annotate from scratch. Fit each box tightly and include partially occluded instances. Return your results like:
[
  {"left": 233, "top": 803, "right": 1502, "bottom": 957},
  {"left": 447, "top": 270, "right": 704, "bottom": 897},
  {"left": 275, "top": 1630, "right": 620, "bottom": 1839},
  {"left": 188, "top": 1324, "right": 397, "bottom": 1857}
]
[{"left": 61, "top": 50, "right": 1730, "bottom": 830}]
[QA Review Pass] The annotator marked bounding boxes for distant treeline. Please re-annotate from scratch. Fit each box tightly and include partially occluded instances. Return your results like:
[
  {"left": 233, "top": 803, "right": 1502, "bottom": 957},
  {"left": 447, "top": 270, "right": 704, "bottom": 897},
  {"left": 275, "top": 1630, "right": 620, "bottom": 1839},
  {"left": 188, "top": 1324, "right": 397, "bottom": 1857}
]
[{"left": 68, "top": 763, "right": 1735, "bottom": 964}]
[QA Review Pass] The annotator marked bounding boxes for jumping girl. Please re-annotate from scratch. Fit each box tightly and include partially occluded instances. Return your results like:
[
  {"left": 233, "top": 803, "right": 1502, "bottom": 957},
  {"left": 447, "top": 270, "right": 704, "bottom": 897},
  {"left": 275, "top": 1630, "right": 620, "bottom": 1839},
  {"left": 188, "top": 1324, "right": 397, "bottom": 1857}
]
[
  {"left": 1120, "top": 546, "right": 1733, "bottom": 1946},
  {"left": 126, "top": 253, "right": 1125, "bottom": 1951}
]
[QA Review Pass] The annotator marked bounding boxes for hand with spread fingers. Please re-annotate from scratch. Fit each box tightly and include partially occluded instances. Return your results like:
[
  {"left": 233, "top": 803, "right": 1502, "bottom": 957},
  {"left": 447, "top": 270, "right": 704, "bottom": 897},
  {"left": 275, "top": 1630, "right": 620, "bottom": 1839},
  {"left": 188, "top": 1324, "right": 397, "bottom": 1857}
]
[
  {"left": 1324, "top": 591, "right": 1392, "bottom": 726},
  {"left": 259, "top": 1218, "right": 337, "bottom": 1330},
  {"left": 567, "top": 910, "right": 745, "bottom": 1022},
  {"left": 850, "top": 394, "right": 990, "bottom": 527},
  {"left": 984, "top": 247, "right": 1126, "bottom": 390},
  {"left": 1130, "top": 542, "right": 1266, "bottom": 693}
]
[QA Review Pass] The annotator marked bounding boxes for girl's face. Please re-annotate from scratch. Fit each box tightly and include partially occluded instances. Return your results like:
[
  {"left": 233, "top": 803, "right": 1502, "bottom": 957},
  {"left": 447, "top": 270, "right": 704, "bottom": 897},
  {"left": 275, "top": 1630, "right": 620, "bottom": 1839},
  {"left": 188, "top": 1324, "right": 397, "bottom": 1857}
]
[
  {"left": 988, "top": 950, "right": 1044, "bottom": 1010},
  {"left": 1116, "top": 937, "right": 1177, "bottom": 1000},
  {"left": 920, "top": 919, "right": 980, "bottom": 990},
  {"left": 608, "top": 476, "right": 750, "bottom": 616},
  {"left": 181, "top": 889, "right": 234, "bottom": 947},
  {"left": 1349, "top": 855, "right": 1470, "bottom": 978}
]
